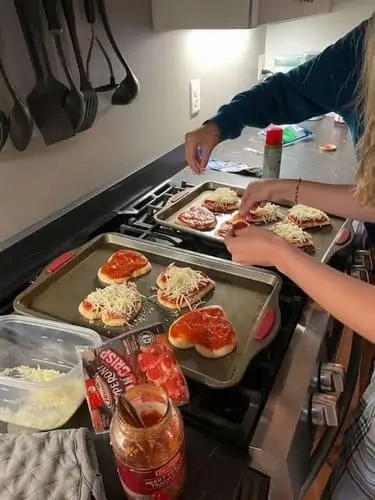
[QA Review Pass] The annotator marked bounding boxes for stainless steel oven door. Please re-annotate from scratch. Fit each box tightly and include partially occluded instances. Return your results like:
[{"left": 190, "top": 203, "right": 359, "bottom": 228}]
[
  {"left": 299, "top": 252, "right": 371, "bottom": 498},
  {"left": 250, "top": 249, "right": 369, "bottom": 500}
]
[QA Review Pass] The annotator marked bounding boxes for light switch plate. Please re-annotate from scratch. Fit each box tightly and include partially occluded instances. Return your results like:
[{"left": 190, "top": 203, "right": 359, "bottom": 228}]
[{"left": 190, "top": 78, "right": 201, "bottom": 116}]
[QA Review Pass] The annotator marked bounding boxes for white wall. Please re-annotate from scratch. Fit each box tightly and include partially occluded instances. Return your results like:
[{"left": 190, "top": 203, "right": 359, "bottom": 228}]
[
  {"left": 0, "top": 0, "right": 266, "bottom": 248},
  {"left": 264, "top": 0, "right": 374, "bottom": 69}
]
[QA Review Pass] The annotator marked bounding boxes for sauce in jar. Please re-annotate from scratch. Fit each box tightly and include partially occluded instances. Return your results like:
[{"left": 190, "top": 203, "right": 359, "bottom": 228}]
[{"left": 110, "top": 384, "right": 185, "bottom": 499}]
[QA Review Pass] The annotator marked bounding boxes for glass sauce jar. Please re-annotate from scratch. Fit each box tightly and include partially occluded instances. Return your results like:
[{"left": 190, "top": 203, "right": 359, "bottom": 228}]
[{"left": 110, "top": 384, "right": 185, "bottom": 499}]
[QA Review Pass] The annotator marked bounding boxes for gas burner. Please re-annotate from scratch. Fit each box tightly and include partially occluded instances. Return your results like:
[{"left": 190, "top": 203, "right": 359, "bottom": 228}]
[{"left": 116, "top": 180, "right": 230, "bottom": 258}]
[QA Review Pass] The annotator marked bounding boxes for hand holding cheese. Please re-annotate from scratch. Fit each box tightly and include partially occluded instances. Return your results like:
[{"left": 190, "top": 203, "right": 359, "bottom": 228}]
[
  {"left": 225, "top": 224, "right": 291, "bottom": 267},
  {"left": 239, "top": 179, "right": 282, "bottom": 216}
]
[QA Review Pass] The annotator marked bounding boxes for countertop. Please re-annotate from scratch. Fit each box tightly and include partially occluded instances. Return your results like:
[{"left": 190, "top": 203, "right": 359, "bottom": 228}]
[
  {"left": 0, "top": 116, "right": 358, "bottom": 499},
  {"left": 180, "top": 115, "right": 356, "bottom": 187}
]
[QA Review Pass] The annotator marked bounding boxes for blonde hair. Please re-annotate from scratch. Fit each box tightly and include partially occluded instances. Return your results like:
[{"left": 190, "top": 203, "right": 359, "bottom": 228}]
[{"left": 356, "top": 14, "right": 375, "bottom": 205}]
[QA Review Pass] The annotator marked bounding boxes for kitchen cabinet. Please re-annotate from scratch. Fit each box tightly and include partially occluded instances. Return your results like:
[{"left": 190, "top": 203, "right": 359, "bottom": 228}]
[
  {"left": 151, "top": 0, "right": 253, "bottom": 30},
  {"left": 254, "top": 0, "right": 302, "bottom": 27},
  {"left": 151, "top": 0, "right": 332, "bottom": 31},
  {"left": 301, "top": 0, "right": 333, "bottom": 17}
]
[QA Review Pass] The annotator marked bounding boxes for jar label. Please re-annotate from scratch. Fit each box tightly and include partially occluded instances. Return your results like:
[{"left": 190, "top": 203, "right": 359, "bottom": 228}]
[{"left": 116, "top": 445, "right": 185, "bottom": 499}]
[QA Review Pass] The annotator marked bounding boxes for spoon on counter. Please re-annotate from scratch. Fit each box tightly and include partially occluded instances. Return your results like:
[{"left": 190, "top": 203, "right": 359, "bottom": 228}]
[
  {"left": 0, "top": 58, "right": 33, "bottom": 151},
  {"left": 0, "top": 110, "right": 9, "bottom": 151}
]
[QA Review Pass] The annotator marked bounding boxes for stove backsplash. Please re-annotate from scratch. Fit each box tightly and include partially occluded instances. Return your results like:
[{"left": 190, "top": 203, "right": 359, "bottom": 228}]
[{"left": 0, "top": 0, "right": 266, "bottom": 249}]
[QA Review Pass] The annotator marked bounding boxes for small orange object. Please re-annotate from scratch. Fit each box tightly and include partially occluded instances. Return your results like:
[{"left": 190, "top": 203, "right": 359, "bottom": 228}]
[
  {"left": 231, "top": 212, "right": 249, "bottom": 231},
  {"left": 319, "top": 143, "right": 337, "bottom": 152}
]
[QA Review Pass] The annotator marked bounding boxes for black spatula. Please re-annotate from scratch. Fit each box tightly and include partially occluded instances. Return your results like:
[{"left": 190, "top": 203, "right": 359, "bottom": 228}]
[{"left": 14, "top": 0, "right": 74, "bottom": 145}]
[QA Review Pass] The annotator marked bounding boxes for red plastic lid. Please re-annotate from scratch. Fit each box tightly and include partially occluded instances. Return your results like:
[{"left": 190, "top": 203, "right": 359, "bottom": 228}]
[{"left": 265, "top": 127, "right": 283, "bottom": 146}]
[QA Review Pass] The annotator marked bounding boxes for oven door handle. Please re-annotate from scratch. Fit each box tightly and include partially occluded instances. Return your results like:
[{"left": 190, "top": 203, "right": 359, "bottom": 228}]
[{"left": 299, "top": 332, "right": 363, "bottom": 498}]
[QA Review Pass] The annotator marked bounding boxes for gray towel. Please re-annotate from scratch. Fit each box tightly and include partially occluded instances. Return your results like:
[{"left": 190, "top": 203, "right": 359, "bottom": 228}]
[{"left": 0, "top": 427, "right": 107, "bottom": 500}]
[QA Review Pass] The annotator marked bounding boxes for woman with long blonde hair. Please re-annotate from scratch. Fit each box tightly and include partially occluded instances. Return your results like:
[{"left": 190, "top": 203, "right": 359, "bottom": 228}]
[{"left": 185, "top": 13, "right": 375, "bottom": 500}]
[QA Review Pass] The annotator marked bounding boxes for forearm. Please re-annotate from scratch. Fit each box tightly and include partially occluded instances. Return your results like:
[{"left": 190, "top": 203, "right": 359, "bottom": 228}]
[
  {"left": 275, "top": 179, "right": 375, "bottom": 222},
  {"left": 275, "top": 244, "right": 375, "bottom": 343}
]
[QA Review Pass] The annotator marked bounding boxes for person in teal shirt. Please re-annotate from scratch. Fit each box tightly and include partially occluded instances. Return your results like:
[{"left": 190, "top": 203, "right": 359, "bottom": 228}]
[
  {"left": 185, "top": 19, "right": 366, "bottom": 170},
  {"left": 185, "top": 15, "right": 375, "bottom": 499}
]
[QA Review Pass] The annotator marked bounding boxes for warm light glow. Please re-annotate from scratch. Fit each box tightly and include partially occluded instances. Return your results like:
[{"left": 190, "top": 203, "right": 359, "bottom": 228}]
[{"left": 184, "top": 30, "right": 249, "bottom": 70}]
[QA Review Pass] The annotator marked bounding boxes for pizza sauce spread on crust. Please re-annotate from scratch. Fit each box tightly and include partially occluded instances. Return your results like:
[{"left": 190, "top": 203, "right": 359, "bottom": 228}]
[
  {"left": 176, "top": 206, "right": 216, "bottom": 231},
  {"left": 101, "top": 250, "right": 149, "bottom": 280},
  {"left": 202, "top": 187, "right": 239, "bottom": 213},
  {"left": 169, "top": 306, "right": 236, "bottom": 351},
  {"left": 157, "top": 264, "right": 214, "bottom": 309},
  {"left": 216, "top": 220, "right": 234, "bottom": 237},
  {"left": 285, "top": 204, "right": 329, "bottom": 227},
  {"left": 287, "top": 213, "right": 328, "bottom": 226}
]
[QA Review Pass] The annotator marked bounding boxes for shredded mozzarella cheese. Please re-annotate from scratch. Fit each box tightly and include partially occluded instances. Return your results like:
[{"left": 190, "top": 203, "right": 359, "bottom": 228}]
[
  {"left": 250, "top": 202, "right": 283, "bottom": 221},
  {"left": 206, "top": 187, "right": 238, "bottom": 204},
  {"left": 288, "top": 204, "right": 329, "bottom": 221},
  {"left": 160, "top": 264, "right": 210, "bottom": 307},
  {"left": 85, "top": 282, "right": 141, "bottom": 317},
  {"left": 270, "top": 221, "right": 313, "bottom": 246},
  {"left": 0, "top": 365, "right": 63, "bottom": 382}
]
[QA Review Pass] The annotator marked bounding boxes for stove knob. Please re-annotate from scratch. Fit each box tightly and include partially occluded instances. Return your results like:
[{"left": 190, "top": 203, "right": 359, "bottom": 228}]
[
  {"left": 354, "top": 249, "right": 373, "bottom": 271},
  {"left": 319, "top": 362, "right": 345, "bottom": 393},
  {"left": 311, "top": 393, "right": 339, "bottom": 427},
  {"left": 351, "top": 265, "right": 370, "bottom": 283}
]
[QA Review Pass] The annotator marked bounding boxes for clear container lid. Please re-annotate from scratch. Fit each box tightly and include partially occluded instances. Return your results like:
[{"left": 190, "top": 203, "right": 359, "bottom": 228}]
[{"left": 0, "top": 315, "right": 102, "bottom": 388}]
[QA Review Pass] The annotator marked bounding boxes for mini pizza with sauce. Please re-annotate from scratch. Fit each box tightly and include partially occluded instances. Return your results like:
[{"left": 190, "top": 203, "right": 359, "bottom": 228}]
[
  {"left": 285, "top": 204, "right": 331, "bottom": 229},
  {"left": 168, "top": 305, "right": 237, "bottom": 358},
  {"left": 232, "top": 202, "right": 283, "bottom": 226},
  {"left": 202, "top": 187, "right": 239, "bottom": 213},
  {"left": 156, "top": 263, "right": 215, "bottom": 310},
  {"left": 216, "top": 219, "right": 234, "bottom": 238},
  {"left": 97, "top": 249, "right": 151, "bottom": 285},
  {"left": 176, "top": 206, "right": 216, "bottom": 231},
  {"left": 270, "top": 221, "right": 314, "bottom": 248},
  {"left": 78, "top": 282, "right": 142, "bottom": 327}
]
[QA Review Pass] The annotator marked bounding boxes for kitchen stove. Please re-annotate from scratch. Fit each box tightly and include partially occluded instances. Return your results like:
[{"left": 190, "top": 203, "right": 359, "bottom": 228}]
[
  {"left": 3, "top": 173, "right": 365, "bottom": 499},
  {"left": 102, "top": 177, "right": 365, "bottom": 499},
  {"left": 106, "top": 179, "right": 306, "bottom": 449}
]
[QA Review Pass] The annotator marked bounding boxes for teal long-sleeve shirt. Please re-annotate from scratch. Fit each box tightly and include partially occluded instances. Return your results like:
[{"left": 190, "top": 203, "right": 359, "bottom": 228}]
[{"left": 209, "top": 19, "right": 368, "bottom": 147}]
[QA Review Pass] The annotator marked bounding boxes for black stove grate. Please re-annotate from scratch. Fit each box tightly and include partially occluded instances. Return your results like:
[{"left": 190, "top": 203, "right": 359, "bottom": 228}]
[
  {"left": 116, "top": 180, "right": 232, "bottom": 259},
  {"left": 112, "top": 180, "right": 306, "bottom": 449}
]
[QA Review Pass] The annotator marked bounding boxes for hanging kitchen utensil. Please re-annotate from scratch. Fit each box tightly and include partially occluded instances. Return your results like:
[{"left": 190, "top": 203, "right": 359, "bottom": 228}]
[
  {"left": 14, "top": 0, "right": 74, "bottom": 146},
  {"left": 82, "top": 0, "right": 116, "bottom": 93},
  {"left": 61, "top": 0, "right": 98, "bottom": 132},
  {"left": 83, "top": 0, "right": 96, "bottom": 82},
  {"left": 94, "top": 36, "right": 116, "bottom": 92},
  {"left": 96, "top": 0, "right": 139, "bottom": 105},
  {"left": 0, "top": 110, "right": 9, "bottom": 151},
  {"left": 43, "top": 0, "right": 85, "bottom": 132},
  {"left": 0, "top": 58, "right": 33, "bottom": 151}
]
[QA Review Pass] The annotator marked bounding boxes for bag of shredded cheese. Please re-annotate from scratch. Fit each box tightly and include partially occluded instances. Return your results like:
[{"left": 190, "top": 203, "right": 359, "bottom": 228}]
[{"left": 79, "top": 322, "right": 189, "bottom": 433}]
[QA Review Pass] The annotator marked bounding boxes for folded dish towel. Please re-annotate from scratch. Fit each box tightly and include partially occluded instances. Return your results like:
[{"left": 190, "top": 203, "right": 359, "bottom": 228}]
[{"left": 0, "top": 427, "right": 107, "bottom": 500}]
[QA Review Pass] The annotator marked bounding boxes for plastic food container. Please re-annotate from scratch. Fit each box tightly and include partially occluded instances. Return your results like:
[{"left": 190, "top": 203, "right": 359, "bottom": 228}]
[{"left": 0, "top": 315, "right": 101, "bottom": 430}]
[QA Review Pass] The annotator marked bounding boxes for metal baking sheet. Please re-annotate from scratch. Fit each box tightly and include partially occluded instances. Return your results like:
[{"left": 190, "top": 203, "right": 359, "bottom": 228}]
[
  {"left": 14, "top": 233, "right": 282, "bottom": 389},
  {"left": 154, "top": 181, "right": 352, "bottom": 264}
]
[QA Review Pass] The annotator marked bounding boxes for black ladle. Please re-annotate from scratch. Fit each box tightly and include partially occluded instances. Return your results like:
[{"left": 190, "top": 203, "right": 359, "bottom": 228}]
[
  {"left": 0, "top": 110, "right": 9, "bottom": 151},
  {"left": 0, "top": 58, "right": 33, "bottom": 151},
  {"left": 96, "top": 0, "right": 139, "bottom": 105}
]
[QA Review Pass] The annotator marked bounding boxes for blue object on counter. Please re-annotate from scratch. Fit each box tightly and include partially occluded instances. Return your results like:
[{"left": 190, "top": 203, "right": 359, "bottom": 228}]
[
  {"left": 207, "top": 159, "right": 263, "bottom": 177},
  {"left": 258, "top": 124, "right": 313, "bottom": 147}
]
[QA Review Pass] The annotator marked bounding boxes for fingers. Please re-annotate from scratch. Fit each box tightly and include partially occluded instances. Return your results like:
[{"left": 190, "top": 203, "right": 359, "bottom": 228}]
[
  {"left": 185, "top": 133, "right": 200, "bottom": 173},
  {"left": 198, "top": 146, "right": 211, "bottom": 173},
  {"left": 233, "top": 226, "right": 250, "bottom": 237}
]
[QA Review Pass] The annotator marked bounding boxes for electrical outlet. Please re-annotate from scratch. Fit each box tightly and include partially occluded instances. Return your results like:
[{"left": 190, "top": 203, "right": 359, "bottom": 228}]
[{"left": 190, "top": 78, "right": 200, "bottom": 116}]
